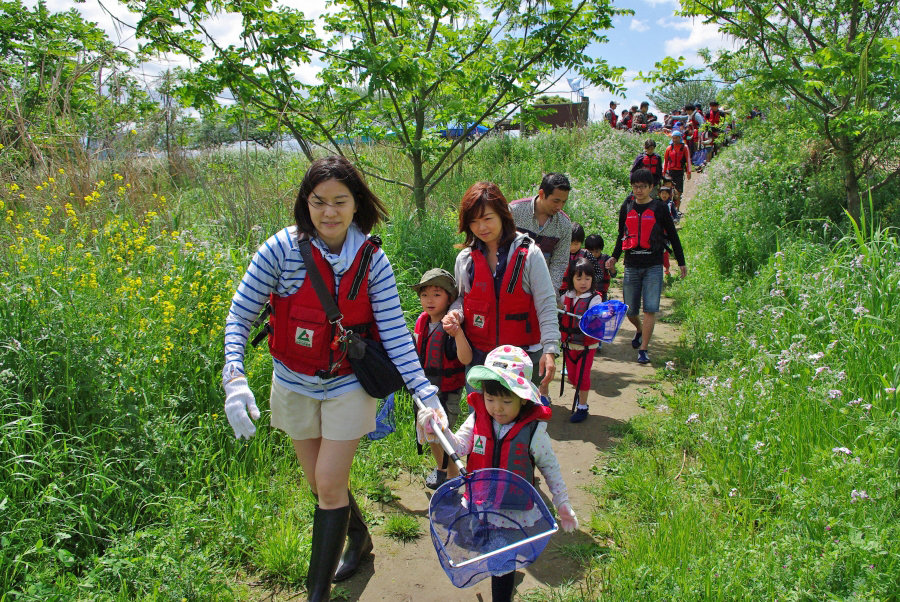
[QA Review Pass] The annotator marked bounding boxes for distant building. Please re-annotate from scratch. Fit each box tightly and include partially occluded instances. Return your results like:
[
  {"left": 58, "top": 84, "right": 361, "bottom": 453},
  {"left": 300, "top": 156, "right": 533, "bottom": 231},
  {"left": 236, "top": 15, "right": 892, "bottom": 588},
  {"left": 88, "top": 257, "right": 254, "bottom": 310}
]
[{"left": 533, "top": 97, "right": 589, "bottom": 128}]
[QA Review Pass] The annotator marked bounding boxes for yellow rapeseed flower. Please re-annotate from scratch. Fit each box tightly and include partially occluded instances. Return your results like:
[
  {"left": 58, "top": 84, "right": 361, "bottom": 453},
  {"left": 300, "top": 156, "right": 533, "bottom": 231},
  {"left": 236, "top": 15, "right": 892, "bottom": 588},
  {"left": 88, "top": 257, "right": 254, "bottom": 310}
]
[
  {"left": 48, "top": 177, "right": 55, "bottom": 183},
  {"left": 113, "top": 173, "right": 123, "bottom": 181},
  {"left": 8, "top": 183, "right": 18, "bottom": 191},
  {"left": 58, "top": 168, "right": 65, "bottom": 175}
]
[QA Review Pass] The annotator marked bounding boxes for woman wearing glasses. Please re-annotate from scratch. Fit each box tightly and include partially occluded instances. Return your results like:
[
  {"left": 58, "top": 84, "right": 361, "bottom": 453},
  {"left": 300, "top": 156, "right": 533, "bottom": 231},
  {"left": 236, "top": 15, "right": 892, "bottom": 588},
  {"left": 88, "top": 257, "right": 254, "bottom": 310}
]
[{"left": 221, "top": 156, "right": 441, "bottom": 601}]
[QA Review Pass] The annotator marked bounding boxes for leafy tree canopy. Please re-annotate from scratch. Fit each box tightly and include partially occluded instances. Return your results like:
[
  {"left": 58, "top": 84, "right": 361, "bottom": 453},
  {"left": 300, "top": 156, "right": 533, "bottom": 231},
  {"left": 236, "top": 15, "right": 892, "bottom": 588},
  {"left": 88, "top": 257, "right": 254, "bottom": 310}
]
[
  {"left": 125, "top": 0, "right": 630, "bottom": 210},
  {"left": 644, "top": 0, "right": 900, "bottom": 219},
  {"left": 648, "top": 79, "right": 720, "bottom": 114},
  {"left": 536, "top": 95, "right": 573, "bottom": 105}
]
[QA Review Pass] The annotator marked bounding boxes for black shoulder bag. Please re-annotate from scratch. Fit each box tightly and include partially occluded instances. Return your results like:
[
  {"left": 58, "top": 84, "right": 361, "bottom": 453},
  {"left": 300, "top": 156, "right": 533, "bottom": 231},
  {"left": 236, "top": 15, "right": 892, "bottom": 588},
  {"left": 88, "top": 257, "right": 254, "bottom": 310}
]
[{"left": 297, "top": 236, "right": 406, "bottom": 400}]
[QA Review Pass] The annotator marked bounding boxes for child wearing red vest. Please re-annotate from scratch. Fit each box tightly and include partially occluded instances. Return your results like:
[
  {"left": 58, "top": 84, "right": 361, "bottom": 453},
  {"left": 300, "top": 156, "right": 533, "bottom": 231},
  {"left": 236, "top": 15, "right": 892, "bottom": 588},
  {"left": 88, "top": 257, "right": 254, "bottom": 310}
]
[
  {"left": 417, "top": 345, "right": 577, "bottom": 602},
  {"left": 411, "top": 268, "right": 473, "bottom": 489},
  {"left": 560, "top": 259, "right": 605, "bottom": 423},
  {"left": 584, "top": 233, "right": 615, "bottom": 302}
]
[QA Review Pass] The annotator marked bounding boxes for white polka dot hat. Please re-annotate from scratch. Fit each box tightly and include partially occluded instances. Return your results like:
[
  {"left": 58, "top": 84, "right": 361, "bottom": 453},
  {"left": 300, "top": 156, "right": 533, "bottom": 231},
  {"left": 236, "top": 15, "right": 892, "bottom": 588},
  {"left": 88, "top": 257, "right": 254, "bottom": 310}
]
[{"left": 466, "top": 345, "right": 542, "bottom": 405}]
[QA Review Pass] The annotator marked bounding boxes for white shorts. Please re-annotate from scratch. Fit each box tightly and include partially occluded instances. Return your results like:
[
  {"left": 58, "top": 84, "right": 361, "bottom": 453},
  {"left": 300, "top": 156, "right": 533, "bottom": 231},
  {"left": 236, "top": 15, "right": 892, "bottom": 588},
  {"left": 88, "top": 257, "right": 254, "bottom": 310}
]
[{"left": 269, "top": 377, "right": 377, "bottom": 441}]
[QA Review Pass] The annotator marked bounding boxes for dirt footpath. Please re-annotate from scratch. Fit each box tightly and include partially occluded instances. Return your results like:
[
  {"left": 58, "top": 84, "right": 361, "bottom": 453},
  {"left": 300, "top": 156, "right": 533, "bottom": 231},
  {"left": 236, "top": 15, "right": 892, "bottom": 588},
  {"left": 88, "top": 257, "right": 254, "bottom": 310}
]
[{"left": 256, "top": 173, "right": 704, "bottom": 602}]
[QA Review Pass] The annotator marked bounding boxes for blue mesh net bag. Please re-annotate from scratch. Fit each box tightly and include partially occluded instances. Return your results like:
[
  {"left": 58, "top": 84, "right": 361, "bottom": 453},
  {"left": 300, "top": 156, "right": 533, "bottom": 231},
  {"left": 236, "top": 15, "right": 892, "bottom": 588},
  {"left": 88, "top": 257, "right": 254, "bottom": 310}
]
[
  {"left": 579, "top": 300, "right": 628, "bottom": 343},
  {"left": 366, "top": 393, "right": 396, "bottom": 441},
  {"left": 428, "top": 468, "right": 558, "bottom": 588}
]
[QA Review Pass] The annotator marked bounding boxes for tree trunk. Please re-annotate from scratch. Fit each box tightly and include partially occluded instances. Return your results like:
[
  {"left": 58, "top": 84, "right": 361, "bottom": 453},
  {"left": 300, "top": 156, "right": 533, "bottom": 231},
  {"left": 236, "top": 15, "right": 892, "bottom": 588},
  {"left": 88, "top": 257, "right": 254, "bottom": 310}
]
[
  {"left": 412, "top": 152, "right": 426, "bottom": 213},
  {"left": 839, "top": 142, "right": 861, "bottom": 222},
  {"left": 286, "top": 123, "right": 314, "bottom": 162}
]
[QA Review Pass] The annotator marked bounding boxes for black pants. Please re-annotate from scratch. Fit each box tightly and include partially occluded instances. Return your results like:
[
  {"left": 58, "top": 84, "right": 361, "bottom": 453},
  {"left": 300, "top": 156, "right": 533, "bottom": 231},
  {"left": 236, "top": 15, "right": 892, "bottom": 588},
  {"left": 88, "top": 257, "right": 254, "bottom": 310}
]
[{"left": 669, "top": 170, "right": 685, "bottom": 194}]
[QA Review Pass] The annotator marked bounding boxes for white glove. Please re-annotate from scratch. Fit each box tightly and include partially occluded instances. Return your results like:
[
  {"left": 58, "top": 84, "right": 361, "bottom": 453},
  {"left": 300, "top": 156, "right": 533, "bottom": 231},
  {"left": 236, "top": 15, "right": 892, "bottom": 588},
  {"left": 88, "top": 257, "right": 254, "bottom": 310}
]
[
  {"left": 557, "top": 502, "right": 578, "bottom": 533},
  {"left": 413, "top": 384, "right": 440, "bottom": 410},
  {"left": 417, "top": 407, "right": 448, "bottom": 435},
  {"left": 224, "top": 377, "right": 260, "bottom": 439}
]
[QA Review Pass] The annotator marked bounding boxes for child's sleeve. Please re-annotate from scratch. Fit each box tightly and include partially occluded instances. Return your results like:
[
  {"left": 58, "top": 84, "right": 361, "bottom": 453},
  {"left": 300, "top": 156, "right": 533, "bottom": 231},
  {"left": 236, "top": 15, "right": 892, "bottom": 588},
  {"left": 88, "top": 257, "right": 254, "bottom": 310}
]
[
  {"left": 530, "top": 422, "right": 570, "bottom": 509},
  {"left": 445, "top": 412, "right": 476, "bottom": 456}
]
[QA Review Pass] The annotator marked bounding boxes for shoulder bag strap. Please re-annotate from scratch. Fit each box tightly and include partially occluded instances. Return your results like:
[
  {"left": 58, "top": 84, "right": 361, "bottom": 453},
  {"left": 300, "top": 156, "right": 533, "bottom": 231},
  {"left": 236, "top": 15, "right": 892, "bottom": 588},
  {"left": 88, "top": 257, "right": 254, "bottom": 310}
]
[{"left": 297, "top": 237, "right": 343, "bottom": 325}]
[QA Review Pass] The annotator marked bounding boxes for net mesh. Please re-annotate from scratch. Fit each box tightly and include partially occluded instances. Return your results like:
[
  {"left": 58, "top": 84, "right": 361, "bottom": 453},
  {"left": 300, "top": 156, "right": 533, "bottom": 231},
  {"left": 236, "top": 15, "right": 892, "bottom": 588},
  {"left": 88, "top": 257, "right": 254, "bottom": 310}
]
[
  {"left": 428, "top": 469, "right": 557, "bottom": 588},
  {"left": 580, "top": 300, "right": 628, "bottom": 343},
  {"left": 366, "top": 393, "right": 395, "bottom": 441}
]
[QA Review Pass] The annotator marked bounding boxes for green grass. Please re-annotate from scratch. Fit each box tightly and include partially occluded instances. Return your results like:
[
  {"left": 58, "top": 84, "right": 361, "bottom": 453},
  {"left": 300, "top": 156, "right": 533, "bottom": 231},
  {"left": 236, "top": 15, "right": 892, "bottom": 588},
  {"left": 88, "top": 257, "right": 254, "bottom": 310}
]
[
  {"left": 382, "top": 514, "right": 422, "bottom": 543},
  {"left": 0, "top": 125, "right": 645, "bottom": 598},
  {"left": 575, "top": 128, "right": 900, "bottom": 600}
]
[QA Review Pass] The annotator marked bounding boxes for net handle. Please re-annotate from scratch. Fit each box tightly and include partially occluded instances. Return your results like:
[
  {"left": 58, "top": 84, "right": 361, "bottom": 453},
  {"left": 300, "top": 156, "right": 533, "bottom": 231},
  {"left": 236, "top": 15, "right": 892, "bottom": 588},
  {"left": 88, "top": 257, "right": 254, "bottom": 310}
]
[
  {"left": 413, "top": 396, "right": 467, "bottom": 477},
  {"left": 557, "top": 307, "right": 600, "bottom": 340},
  {"left": 448, "top": 525, "right": 559, "bottom": 568}
]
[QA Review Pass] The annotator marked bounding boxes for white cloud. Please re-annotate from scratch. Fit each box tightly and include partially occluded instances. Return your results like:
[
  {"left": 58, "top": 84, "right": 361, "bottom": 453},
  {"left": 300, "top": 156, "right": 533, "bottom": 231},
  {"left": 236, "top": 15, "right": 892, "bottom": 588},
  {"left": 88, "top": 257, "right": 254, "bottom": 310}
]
[
  {"left": 656, "top": 17, "right": 693, "bottom": 30},
  {"left": 630, "top": 18, "right": 650, "bottom": 32},
  {"left": 643, "top": 0, "right": 678, "bottom": 6},
  {"left": 664, "top": 20, "right": 732, "bottom": 58}
]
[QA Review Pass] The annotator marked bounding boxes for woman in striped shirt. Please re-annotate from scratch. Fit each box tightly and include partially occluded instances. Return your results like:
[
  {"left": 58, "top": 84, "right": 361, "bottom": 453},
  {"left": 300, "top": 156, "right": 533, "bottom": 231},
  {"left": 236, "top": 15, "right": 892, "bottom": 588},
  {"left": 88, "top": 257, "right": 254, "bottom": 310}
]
[{"left": 222, "top": 156, "right": 440, "bottom": 601}]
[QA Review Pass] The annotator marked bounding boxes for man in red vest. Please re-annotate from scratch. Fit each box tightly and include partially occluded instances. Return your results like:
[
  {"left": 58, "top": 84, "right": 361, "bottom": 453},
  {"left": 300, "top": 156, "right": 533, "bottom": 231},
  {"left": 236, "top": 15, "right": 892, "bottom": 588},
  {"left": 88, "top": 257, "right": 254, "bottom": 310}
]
[
  {"left": 603, "top": 101, "right": 618, "bottom": 128},
  {"left": 606, "top": 169, "right": 687, "bottom": 365},
  {"left": 663, "top": 130, "right": 692, "bottom": 204}
]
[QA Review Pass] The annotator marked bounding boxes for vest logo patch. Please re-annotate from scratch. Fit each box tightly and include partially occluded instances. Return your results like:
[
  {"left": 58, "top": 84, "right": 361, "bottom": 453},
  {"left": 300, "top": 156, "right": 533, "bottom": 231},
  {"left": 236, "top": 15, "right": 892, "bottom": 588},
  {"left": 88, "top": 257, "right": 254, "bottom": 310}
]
[
  {"left": 473, "top": 314, "right": 486, "bottom": 329},
  {"left": 472, "top": 435, "right": 487, "bottom": 455},
  {"left": 295, "top": 327, "right": 313, "bottom": 347}
]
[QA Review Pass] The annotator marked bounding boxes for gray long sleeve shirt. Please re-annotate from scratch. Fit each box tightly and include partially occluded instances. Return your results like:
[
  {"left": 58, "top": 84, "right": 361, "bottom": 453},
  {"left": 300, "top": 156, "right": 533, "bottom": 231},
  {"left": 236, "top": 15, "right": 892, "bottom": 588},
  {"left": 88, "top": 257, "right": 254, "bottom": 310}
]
[{"left": 509, "top": 195, "right": 572, "bottom": 294}]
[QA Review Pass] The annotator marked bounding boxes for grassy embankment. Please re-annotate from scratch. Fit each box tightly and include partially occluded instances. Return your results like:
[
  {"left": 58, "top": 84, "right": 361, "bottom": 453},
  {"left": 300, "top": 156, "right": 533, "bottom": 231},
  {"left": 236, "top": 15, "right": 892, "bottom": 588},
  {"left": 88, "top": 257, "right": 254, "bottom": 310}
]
[
  {"left": 540, "top": 120, "right": 899, "bottom": 600},
  {"left": 0, "top": 125, "right": 648, "bottom": 599}
]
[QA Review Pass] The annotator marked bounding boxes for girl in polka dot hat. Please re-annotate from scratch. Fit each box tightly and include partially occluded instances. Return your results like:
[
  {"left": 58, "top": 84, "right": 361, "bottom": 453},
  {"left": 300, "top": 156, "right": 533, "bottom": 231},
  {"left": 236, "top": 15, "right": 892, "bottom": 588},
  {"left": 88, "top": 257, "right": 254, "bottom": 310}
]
[{"left": 417, "top": 345, "right": 578, "bottom": 601}]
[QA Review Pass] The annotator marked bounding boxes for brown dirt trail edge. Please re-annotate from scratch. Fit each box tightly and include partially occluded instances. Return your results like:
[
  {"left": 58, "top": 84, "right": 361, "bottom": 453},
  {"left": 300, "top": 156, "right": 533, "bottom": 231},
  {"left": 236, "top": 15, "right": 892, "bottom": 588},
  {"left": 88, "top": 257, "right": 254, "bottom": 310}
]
[{"left": 254, "top": 173, "right": 704, "bottom": 602}]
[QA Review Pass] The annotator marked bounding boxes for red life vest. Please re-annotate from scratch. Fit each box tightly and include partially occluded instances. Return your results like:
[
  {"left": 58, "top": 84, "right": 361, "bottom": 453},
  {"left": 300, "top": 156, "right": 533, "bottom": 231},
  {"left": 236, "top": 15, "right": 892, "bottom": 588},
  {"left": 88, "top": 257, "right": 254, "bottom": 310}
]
[
  {"left": 665, "top": 143, "right": 690, "bottom": 172},
  {"left": 463, "top": 240, "right": 541, "bottom": 352},
  {"left": 622, "top": 199, "right": 665, "bottom": 253},
  {"left": 267, "top": 237, "right": 380, "bottom": 377},
  {"left": 705, "top": 109, "right": 722, "bottom": 125},
  {"left": 465, "top": 392, "right": 552, "bottom": 510},
  {"left": 414, "top": 312, "right": 465, "bottom": 392},
  {"left": 604, "top": 109, "right": 618, "bottom": 128},
  {"left": 560, "top": 293, "right": 600, "bottom": 346},
  {"left": 641, "top": 153, "right": 661, "bottom": 176},
  {"left": 559, "top": 248, "right": 588, "bottom": 294}
]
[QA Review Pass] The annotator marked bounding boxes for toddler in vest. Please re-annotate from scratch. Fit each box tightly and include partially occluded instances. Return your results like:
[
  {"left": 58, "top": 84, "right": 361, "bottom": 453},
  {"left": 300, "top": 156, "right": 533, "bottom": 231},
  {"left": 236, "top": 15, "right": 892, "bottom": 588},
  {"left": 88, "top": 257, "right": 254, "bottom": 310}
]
[
  {"left": 584, "top": 233, "right": 615, "bottom": 302},
  {"left": 658, "top": 184, "right": 677, "bottom": 275},
  {"left": 411, "top": 268, "right": 473, "bottom": 489},
  {"left": 416, "top": 345, "right": 577, "bottom": 602},
  {"left": 560, "top": 259, "right": 605, "bottom": 423},
  {"left": 560, "top": 222, "right": 604, "bottom": 296}
]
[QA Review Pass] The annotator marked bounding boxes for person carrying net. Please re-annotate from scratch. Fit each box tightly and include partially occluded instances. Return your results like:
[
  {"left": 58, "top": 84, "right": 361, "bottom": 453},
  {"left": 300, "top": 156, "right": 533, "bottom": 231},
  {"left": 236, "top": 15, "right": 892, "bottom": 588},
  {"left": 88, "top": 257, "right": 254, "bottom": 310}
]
[{"left": 417, "top": 345, "right": 578, "bottom": 601}]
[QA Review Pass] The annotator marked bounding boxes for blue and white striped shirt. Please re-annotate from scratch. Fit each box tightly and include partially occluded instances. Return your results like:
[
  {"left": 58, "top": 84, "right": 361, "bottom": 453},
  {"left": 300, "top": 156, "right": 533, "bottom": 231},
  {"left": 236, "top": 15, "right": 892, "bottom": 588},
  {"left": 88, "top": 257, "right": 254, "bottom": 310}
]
[{"left": 223, "top": 224, "right": 437, "bottom": 407}]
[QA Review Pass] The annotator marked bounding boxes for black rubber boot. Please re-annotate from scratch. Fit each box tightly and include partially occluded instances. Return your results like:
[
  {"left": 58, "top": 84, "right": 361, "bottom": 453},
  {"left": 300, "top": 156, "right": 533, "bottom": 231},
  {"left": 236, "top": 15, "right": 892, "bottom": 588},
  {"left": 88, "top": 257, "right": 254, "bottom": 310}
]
[
  {"left": 333, "top": 492, "right": 373, "bottom": 582},
  {"left": 306, "top": 505, "right": 350, "bottom": 602},
  {"left": 491, "top": 571, "right": 516, "bottom": 602}
]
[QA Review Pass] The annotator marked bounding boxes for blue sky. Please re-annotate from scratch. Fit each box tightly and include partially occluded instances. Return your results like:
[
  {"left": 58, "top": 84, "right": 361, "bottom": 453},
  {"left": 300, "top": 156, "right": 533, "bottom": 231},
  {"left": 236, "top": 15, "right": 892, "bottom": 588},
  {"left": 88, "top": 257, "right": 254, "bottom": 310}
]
[{"left": 32, "top": 0, "right": 731, "bottom": 119}]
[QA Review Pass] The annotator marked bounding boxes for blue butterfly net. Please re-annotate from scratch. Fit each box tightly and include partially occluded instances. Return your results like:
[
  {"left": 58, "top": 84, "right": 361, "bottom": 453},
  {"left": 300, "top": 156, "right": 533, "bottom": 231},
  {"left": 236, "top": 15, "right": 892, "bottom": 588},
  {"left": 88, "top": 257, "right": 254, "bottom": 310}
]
[
  {"left": 428, "top": 469, "right": 557, "bottom": 588},
  {"left": 579, "top": 300, "right": 628, "bottom": 343},
  {"left": 366, "top": 393, "right": 395, "bottom": 441}
]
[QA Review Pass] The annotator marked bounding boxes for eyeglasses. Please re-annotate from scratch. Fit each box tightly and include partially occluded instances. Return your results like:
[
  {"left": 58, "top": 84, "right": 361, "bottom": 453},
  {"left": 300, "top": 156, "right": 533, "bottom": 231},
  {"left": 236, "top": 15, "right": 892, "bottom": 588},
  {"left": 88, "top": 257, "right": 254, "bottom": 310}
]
[
  {"left": 631, "top": 184, "right": 650, "bottom": 190},
  {"left": 308, "top": 198, "right": 352, "bottom": 210}
]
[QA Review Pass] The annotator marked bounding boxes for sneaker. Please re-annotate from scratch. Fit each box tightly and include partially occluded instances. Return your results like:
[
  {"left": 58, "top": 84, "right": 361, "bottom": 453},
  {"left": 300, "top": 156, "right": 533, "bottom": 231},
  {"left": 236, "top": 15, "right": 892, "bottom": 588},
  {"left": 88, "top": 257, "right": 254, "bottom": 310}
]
[
  {"left": 637, "top": 350, "right": 651, "bottom": 364},
  {"left": 425, "top": 469, "right": 447, "bottom": 490},
  {"left": 540, "top": 395, "right": 552, "bottom": 407},
  {"left": 631, "top": 331, "right": 642, "bottom": 349},
  {"left": 569, "top": 407, "right": 588, "bottom": 423}
]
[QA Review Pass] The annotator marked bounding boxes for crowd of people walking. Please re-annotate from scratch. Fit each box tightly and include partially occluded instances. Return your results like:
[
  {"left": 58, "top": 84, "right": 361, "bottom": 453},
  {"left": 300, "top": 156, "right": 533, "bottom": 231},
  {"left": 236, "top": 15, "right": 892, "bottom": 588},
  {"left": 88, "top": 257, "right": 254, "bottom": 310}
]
[{"left": 222, "top": 105, "right": 708, "bottom": 599}]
